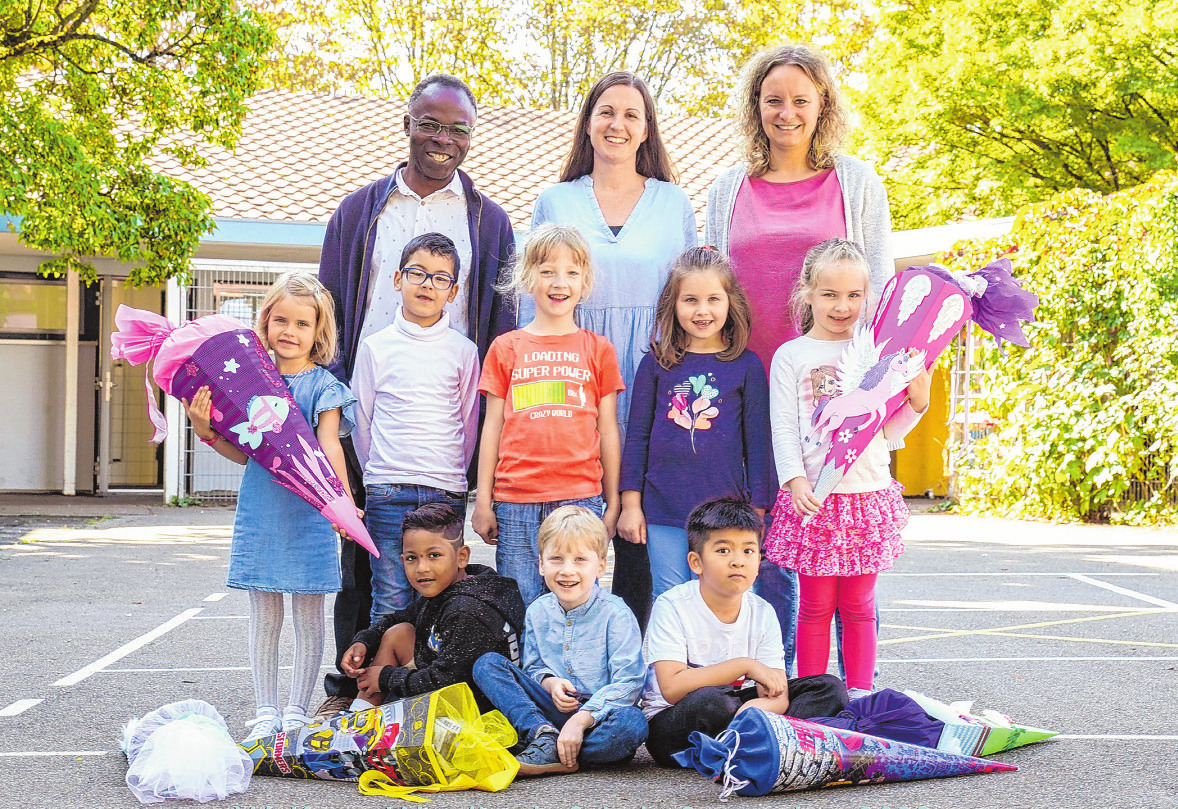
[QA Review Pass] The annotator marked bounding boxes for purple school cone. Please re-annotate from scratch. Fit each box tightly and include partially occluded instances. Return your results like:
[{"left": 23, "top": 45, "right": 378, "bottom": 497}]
[
  {"left": 110, "top": 306, "right": 378, "bottom": 558},
  {"left": 804, "top": 262, "right": 1038, "bottom": 521},
  {"left": 673, "top": 709, "right": 1016, "bottom": 799}
]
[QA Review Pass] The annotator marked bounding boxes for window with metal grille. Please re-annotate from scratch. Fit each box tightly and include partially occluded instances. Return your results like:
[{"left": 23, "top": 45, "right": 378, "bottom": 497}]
[{"left": 181, "top": 259, "right": 318, "bottom": 502}]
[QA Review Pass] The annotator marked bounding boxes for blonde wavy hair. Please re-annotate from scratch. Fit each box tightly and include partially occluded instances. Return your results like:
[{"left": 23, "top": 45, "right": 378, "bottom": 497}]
[
  {"left": 499, "top": 223, "right": 594, "bottom": 301},
  {"left": 735, "top": 44, "right": 849, "bottom": 177},
  {"left": 255, "top": 269, "right": 338, "bottom": 366}
]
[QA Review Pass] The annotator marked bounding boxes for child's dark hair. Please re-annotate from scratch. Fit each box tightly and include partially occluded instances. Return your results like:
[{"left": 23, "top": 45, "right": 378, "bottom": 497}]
[
  {"left": 650, "top": 246, "right": 752, "bottom": 370},
  {"left": 686, "top": 495, "right": 763, "bottom": 556},
  {"left": 399, "top": 232, "right": 460, "bottom": 281},
  {"left": 401, "top": 502, "right": 465, "bottom": 549}
]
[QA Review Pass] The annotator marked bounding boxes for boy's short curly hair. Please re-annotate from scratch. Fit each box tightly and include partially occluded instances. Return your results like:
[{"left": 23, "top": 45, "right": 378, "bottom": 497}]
[
  {"left": 402, "top": 502, "right": 465, "bottom": 549},
  {"left": 686, "top": 496, "right": 764, "bottom": 557}
]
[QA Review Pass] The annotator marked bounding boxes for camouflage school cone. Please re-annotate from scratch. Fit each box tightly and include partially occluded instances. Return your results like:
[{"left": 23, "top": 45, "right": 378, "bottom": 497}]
[
  {"left": 903, "top": 690, "right": 1058, "bottom": 757},
  {"left": 238, "top": 683, "right": 518, "bottom": 797},
  {"left": 672, "top": 708, "right": 1016, "bottom": 799},
  {"left": 109, "top": 305, "right": 377, "bottom": 557}
]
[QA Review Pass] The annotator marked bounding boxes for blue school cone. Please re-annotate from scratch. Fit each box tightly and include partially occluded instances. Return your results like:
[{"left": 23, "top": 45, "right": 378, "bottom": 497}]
[{"left": 672, "top": 708, "right": 1016, "bottom": 799}]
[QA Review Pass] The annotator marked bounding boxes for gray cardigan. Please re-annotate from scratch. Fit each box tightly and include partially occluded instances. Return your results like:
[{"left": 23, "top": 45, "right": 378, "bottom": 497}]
[{"left": 704, "top": 155, "right": 894, "bottom": 305}]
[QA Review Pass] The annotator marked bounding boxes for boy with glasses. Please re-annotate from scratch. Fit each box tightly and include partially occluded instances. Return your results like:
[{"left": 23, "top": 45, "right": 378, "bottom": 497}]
[{"left": 350, "top": 232, "right": 481, "bottom": 626}]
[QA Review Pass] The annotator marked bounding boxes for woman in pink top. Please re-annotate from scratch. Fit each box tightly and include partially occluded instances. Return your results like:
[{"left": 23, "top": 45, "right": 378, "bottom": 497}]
[
  {"left": 704, "top": 44, "right": 894, "bottom": 678},
  {"left": 704, "top": 44, "right": 893, "bottom": 368}
]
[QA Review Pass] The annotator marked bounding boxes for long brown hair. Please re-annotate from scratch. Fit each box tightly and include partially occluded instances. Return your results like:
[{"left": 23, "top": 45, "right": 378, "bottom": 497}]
[
  {"left": 735, "top": 44, "right": 849, "bottom": 177},
  {"left": 650, "top": 247, "right": 752, "bottom": 369},
  {"left": 559, "top": 72, "right": 678, "bottom": 184}
]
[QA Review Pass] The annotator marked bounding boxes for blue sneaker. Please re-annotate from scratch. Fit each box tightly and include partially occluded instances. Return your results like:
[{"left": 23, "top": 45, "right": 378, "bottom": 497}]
[{"left": 515, "top": 726, "right": 577, "bottom": 777}]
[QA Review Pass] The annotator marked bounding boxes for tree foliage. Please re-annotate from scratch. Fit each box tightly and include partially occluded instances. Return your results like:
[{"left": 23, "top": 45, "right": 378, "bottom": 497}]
[
  {"left": 853, "top": 0, "right": 1178, "bottom": 229},
  {"left": 251, "top": 0, "right": 877, "bottom": 113},
  {"left": 943, "top": 172, "right": 1178, "bottom": 524},
  {"left": 0, "top": 0, "right": 272, "bottom": 284}
]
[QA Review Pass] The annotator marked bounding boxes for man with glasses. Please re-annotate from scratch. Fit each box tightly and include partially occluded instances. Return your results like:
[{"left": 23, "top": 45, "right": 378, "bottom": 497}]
[{"left": 316, "top": 73, "right": 515, "bottom": 721}]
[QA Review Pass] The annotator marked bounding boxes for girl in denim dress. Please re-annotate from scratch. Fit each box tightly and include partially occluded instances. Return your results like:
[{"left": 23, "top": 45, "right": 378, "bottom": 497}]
[{"left": 183, "top": 270, "right": 357, "bottom": 741}]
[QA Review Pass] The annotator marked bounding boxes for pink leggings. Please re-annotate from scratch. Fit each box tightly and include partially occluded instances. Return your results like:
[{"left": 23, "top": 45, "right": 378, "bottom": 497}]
[{"left": 796, "top": 573, "right": 878, "bottom": 690}]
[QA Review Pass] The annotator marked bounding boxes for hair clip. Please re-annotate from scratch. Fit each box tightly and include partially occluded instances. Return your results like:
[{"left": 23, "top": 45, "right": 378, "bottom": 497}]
[{"left": 701, "top": 244, "right": 716, "bottom": 251}]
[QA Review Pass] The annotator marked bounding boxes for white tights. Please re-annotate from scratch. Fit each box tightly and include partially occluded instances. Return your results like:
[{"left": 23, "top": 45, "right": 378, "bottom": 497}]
[{"left": 248, "top": 591, "right": 325, "bottom": 715}]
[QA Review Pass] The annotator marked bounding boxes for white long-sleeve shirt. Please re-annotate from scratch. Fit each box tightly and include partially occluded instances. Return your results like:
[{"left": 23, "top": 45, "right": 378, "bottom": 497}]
[
  {"left": 352, "top": 309, "right": 480, "bottom": 492},
  {"left": 769, "top": 335, "right": 922, "bottom": 494}
]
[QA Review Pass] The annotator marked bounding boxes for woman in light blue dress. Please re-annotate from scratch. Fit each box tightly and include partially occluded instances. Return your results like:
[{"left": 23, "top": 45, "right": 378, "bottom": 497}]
[{"left": 526, "top": 71, "right": 698, "bottom": 630}]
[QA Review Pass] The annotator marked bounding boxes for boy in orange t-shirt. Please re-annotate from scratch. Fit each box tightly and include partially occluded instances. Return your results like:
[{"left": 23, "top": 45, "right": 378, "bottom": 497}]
[{"left": 472, "top": 225, "right": 624, "bottom": 605}]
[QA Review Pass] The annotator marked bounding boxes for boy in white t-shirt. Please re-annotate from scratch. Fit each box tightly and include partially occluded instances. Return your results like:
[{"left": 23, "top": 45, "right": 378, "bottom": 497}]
[{"left": 642, "top": 496, "right": 846, "bottom": 766}]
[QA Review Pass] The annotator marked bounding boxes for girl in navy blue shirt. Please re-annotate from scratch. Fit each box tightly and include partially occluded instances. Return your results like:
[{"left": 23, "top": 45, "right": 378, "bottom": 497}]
[{"left": 619, "top": 247, "right": 775, "bottom": 598}]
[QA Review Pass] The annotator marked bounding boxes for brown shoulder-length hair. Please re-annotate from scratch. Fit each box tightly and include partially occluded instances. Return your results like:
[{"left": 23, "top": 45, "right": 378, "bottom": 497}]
[
  {"left": 650, "top": 247, "right": 752, "bottom": 369},
  {"left": 559, "top": 71, "right": 678, "bottom": 184},
  {"left": 735, "top": 44, "right": 850, "bottom": 177}
]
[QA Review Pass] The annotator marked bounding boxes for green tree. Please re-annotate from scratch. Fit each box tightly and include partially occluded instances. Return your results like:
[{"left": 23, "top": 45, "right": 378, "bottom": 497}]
[
  {"left": 0, "top": 0, "right": 272, "bottom": 285},
  {"left": 252, "top": 0, "right": 878, "bottom": 112},
  {"left": 854, "top": 0, "right": 1178, "bottom": 229},
  {"left": 251, "top": 0, "right": 520, "bottom": 104},
  {"left": 943, "top": 172, "right": 1178, "bottom": 524}
]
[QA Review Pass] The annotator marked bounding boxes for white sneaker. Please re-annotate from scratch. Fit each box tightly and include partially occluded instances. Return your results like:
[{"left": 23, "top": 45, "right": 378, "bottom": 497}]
[
  {"left": 282, "top": 706, "right": 313, "bottom": 733},
  {"left": 847, "top": 687, "right": 874, "bottom": 700},
  {"left": 242, "top": 709, "right": 282, "bottom": 743}
]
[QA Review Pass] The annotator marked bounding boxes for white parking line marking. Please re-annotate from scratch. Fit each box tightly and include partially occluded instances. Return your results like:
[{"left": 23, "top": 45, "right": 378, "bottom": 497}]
[
  {"left": 1056, "top": 734, "right": 1178, "bottom": 741},
  {"left": 0, "top": 700, "right": 43, "bottom": 717},
  {"left": 1068, "top": 574, "right": 1178, "bottom": 609},
  {"left": 101, "top": 664, "right": 334, "bottom": 672},
  {"left": 0, "top": 751, "right": 106, "bottom": 757},
  {"left": 880, "top": 656, "right": 1178, "bottom": 663},
  {"left": 54, "top": 608, "right": 203, "bottom": 687},
  {"left": 202, "top": 593, "right": 227, "bottom": 602},
  {"left": 888, "top": 572, "right": 1158, "bottom": 577}
]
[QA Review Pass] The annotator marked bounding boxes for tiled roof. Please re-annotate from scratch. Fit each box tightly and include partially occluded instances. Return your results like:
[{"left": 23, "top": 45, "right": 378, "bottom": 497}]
[{"left": 149, "top": 91, "right": 743, "bottom": 229}]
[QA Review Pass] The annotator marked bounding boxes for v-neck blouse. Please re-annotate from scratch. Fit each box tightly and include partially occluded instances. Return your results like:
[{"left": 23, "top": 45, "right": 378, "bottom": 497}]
[{"left": 527, "top": 175, "right": 698, "bottom": 428}]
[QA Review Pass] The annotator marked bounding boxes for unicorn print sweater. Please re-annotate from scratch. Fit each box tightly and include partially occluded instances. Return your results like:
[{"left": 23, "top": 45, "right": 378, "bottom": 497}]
[{"left": 770, "top": 335, "right": 922, "bottom": 494}]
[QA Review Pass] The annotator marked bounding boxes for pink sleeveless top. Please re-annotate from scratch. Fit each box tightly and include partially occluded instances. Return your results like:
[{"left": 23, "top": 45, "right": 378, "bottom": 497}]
[{"left": 728, "top": 168, "right": 846, "bottom": 368}]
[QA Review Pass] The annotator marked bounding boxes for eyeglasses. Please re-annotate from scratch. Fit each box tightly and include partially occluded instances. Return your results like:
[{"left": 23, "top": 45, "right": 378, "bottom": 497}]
[
  {"left": 408, "top": 115, "right": 474, "bottom": 139},
  {"left": 400, "top": 267, "right": 456, "bottom": 291}
]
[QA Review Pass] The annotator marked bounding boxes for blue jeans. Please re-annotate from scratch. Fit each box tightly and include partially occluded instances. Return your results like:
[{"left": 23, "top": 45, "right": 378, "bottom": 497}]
[
  {"left": 365, "top": 483, "right": 466, "bottom": 622},
  {"left": 646, "top": 524, "right": 696, "bottom": 600},
  {"left": 494, "top": 496, "right": 603, "bottom": 605},
  {"left": 472, "top": 653, "right": 647, "bottom": 765}
]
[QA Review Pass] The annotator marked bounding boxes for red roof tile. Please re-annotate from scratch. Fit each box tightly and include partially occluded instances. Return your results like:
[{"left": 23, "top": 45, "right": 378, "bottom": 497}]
[{"left": 148, "top": 91, "right": 743, "bottom": 229}]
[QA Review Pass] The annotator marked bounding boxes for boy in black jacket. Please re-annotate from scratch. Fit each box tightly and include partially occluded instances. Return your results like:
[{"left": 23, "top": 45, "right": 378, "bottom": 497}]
[{"left": 341, "top": 502, "right": 525, "bottom": 713}]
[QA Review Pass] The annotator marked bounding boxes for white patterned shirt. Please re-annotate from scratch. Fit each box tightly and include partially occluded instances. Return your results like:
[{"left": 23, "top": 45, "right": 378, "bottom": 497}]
[{"left": 359, "top": 169, "right": 472, "bottom": 344}]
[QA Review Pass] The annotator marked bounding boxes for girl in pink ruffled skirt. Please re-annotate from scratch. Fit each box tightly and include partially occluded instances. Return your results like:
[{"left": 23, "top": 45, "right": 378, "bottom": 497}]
[{"left": 764, "top": 239, "right": 932, "bottom": 698}]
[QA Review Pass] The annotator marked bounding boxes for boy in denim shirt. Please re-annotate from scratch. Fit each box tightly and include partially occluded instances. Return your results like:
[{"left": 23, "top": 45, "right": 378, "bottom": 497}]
[{"left": 473, "top": 506, "right": 646, "bottom": 776}]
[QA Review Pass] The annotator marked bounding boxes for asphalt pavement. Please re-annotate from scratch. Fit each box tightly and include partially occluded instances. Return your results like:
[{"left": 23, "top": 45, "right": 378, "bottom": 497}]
[{"left": 1, "top": 495, "right": 1176, "bottom": 809}]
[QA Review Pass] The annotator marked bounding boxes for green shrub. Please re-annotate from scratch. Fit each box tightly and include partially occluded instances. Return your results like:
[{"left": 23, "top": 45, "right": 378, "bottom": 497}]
[{"left": 938, "top": 172, "right": 1178, "bottom": 524}]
